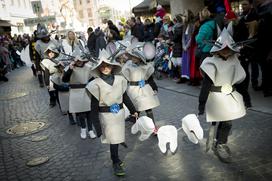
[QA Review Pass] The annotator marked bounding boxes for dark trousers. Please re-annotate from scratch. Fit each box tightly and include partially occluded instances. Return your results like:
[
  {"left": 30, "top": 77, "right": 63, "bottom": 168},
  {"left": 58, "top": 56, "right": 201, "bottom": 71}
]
[
  {"left": 260, "top": 61, "right": 272, "bottom": 94},
  {"left": 37, "top": 73, "right": 44, "bottom": 86},
  {"left": 145, "top": 109, "right": 154, "bottom": 121},
  {"left": 213, "top": 121, "right": 232, "bottom": 144},
  {"left": 76, "top": 111, "right": 93, "bottom": 131},
  {"left": 236, "top": 60, "right": 251, "bottom": 107},
  {"left": 146, "top": 109, "right": 158, "bottom": 127},
  {"left": 48, "top": 90, "right": 57, "bottom": 103},
  {"left": 135, "top": 109, "right": 155, "bottom": 124},
  {"left": 31, "top": 64, "right": 37, "bottom": 76},
  {"left": 251, "top": 61, "right": 260, "bottom": 87},
  {"left": 110, "top": 144, "right": 120, "bottom": 164}
]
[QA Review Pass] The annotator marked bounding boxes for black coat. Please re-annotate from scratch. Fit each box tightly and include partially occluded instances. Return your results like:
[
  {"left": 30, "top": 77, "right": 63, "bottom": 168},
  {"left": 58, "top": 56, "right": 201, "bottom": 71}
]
[
  {"left": 154, "top": 21, "right": 162, "bottom": 38},
  {"left": 87, "top": 32, "right": 96, "bottom": 54},
  {"left": 234, "top": 9, "right": 258, "bottom": 60},
  {"left": 256, "top": 2, "right": 272, "bottom": 60},
  {"left": 171, "top": 23, "right": 183, "bottom": 58},
  {"left": 144, "top": 24, "right": 155, "bottom": 42},
  {"left": 131, "top": 23, "right": 145, "bottom": 42}
]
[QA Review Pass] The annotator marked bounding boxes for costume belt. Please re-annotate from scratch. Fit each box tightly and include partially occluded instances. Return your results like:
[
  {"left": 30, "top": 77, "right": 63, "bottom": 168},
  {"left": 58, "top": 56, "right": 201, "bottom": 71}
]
[
  {"left": 99, "top": 103, "right": 123, "bottom": 113},
  {"left": 69, "top": 84, "right": 87, "bottom": 89},
  {"left": 129, "top": 80, "right": 148, "bottom": 88},
  {"left": 210, "top": 84, "right": 235, "bottom": 95}
]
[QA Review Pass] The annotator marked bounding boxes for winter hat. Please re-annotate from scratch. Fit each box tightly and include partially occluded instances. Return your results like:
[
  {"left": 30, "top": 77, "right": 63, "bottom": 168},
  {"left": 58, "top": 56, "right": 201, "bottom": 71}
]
[
  {"left": 36, "top": 23, "right": 49, "bottom": 39},
  {"left": 91, "top": 49, "right": 122, "bottom": 77},
  {"left": 210, "top": 22, "right": 240, "bottom": 53},
  {"left": 125, "top": 42, "right": 156, "bottom": 63}
]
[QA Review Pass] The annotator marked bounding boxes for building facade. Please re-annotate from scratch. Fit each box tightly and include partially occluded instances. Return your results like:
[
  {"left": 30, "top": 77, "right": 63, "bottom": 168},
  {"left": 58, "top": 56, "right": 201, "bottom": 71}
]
[
  {"left": 0, "top": 0, "right": 35, "bottom": 35},
  {"left": 72, "top": 0, "right": 97, "bottom": 29},
  {"left": 170, "top": 0, "right": 203, "bottom": 17}
]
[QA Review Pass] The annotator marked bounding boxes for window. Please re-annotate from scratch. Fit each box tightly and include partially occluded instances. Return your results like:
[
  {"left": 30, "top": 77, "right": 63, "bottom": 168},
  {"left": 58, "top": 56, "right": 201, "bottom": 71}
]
[
  {"left": 79, "top": 10, "right": 83, "bottom": 18},
  {"left": 17, "top": 23, "right": 24, "bottom": 33},
  {"left": 87, "top": 8, "right": 92, "bottom": 17}
]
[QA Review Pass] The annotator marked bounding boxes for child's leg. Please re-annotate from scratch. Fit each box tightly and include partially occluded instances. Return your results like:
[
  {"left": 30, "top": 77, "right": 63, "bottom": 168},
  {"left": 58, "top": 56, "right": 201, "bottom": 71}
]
[
  {"left": 146, "top": 109, "right": 158, "bottom": 133},
  {"left": 110, "top": 144, "right": 125, "bottom": 176},
  {"left": 110, "top": 144, "right": 120, "bottom": 164},
  {"left": 145, "top": 109, "right": 154, "bottom": 122},
  {"left": 48, "top": 90, "right": 57, "bottom": 107},
  {"left": 68, "top": 111, "right": 76, "bottom": 125},
  {"left": 85, "top": 111, "right": 93, "bottom": 131},
  {"left": 206, "top": 122, "right": 217, "bottom": 152},
  {"left": 76, "top": 113, "right": 86, "bottom": 128},
  {"left": 214, "top": 121, "right": 233, "bottom": 163},
  {"left": 31, "top": 64, "right": 36, "bottom": 76},
  {"left": 86, "top": 111, "right": 96, "bottom": 138},
  {"left": 216, "top": 121, "right": 232, "bottom": 144},
  {"left": 76, "top": 113, "right": 87, "bottom": 139}
]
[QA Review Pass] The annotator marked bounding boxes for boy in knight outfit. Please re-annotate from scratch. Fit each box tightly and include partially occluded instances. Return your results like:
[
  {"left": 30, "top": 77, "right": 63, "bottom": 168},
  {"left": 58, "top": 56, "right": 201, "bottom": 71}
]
[
  {"left": 121, "top": 42, "right": 160, "bottom": 131},
  {"left": 35, "top": 24, "right": 59, "bottom": 106},
  {"left": 62, "top": 51, "right": 96, "bottom": 139},
  {"left": 86, "top": 49, "right": 138, "bottom": 176},
  {"left": 198, "top": 23, "right": 247, "bottom": 163},
  {"left": 51, "top": 57, "right": 77, "bottom": 125},
  {"left": 40, "top": 44, "right": 59, "bottom": 108}
]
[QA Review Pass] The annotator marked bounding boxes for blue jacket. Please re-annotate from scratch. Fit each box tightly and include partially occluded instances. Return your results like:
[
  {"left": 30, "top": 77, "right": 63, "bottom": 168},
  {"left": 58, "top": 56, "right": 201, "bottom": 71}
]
[{"left": 196, "top": 20, "right": 216, "bottom": 53}]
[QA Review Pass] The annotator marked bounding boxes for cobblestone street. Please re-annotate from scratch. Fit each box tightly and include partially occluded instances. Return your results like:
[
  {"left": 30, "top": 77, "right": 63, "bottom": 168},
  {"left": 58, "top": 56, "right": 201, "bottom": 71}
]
[{"left": 0, "top": 67, "right": 272, "bottom": 181}]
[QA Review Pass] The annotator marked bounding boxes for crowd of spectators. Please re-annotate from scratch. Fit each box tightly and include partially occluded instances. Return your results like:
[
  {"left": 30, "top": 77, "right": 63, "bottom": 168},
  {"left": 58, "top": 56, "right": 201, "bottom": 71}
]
[
  {"left": 0, "top": 34, "right": 30, "bottom": 81},
  {"left": 1, "top": 0, "right": 271, "bottom": 97}
]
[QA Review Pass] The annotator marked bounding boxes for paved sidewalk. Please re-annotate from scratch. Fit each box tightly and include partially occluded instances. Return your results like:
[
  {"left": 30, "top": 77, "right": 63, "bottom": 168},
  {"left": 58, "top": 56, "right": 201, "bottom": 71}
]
[{"left": 0, "top": 67, "right": 271, "bottom": 181}]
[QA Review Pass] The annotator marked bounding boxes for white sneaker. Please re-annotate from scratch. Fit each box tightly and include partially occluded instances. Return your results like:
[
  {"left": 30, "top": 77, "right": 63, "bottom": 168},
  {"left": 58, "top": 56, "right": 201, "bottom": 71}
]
[
  {"left": 89, "top": 130, "right": 96, "bottom": 139},
  {"left": 80, "top": 128, "right": 87, "bottom": 139}
]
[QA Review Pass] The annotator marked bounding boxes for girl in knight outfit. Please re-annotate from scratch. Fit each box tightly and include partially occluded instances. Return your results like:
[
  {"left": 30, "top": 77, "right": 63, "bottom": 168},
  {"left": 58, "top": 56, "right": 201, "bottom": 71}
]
[
  {"left": 62, "top": 51, "right": 96, "bottom": 139},
  {"left": 86, "top": 49, "right": 138, "bottom": 176},
  {"left": 198, "top": 23, "right": 247, "bottom": 163},
  {"left": 50, "top": 59, "right": 76, "bottom": 125},
  {"left": 121, "top": 42, "right": 160, "bottom": 131},
  {"left": 40, "top": 44, "right": 60, "bottom": 108}
]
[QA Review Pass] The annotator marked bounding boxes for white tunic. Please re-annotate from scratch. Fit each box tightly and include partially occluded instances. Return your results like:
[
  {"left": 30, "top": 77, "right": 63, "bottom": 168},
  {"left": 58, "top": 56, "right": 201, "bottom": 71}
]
[
  {"left": 122, "top": 61, "right": 160, "bottom": 111},
  {"left": 68, "top": 62, "right": 92, "bottom": 113},
  {"left": 40, "top": 59, "right": 58, "bottom": 73},
  {"left": 51, "top": 72, "right": 69, "bottom": 113},
  {"left": 86, "top": 75, "right": 127, "bottom": 144},
  {"left": 40, "top": 58, "right": 58, "bottom": 91},
  {"left": 200, "top": 55, "right": 246, "bottom": 122}
]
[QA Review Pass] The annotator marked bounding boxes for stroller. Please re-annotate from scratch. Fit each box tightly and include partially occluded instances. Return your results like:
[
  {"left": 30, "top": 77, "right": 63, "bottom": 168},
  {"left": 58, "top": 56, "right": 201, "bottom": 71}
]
[{"left": 153, "top": 40, "right": 171, "bottom": 80}]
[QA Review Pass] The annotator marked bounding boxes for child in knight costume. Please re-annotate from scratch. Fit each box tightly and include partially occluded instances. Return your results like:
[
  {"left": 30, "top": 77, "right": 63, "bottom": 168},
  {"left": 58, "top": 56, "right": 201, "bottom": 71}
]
[
  {"left": 49, "top": 54, "right": 76, "bottom": 125},
  {"left": 40, "top": 44, "right": 60, "bottom": 108},
  {"left": 35, "top": 23, "right": 60, "bottom": 107},
  {"left": 198, "top": 23, "right": 247, "bottom": 163},
  {"left": 42, "top": 46, "right": 75, "bottom": 124},
  {"left": 62, "top": 50, "right": 96, "bottom": 139},
  {"left": 86, "top": 49, "right": 138, "bottom": 176},
  {"left": 121, "top": 42, "right": 160, "bottom": 131}
]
